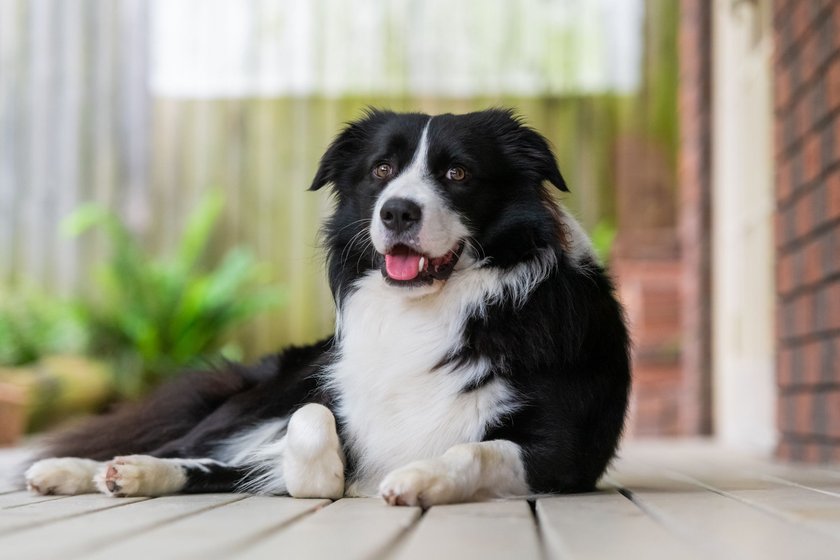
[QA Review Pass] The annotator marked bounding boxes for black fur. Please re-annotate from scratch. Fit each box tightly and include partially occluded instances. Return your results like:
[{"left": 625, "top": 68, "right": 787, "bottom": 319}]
[{"left": 36, "top": 109, "right": 630, "bottom": 496}]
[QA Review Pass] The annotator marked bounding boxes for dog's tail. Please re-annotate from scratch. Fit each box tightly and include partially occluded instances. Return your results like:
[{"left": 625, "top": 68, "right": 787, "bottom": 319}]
[
  {"left": 35, "top": 337, "right": 334, "bottom": 462},
  {"left": 37, "top": 364, "right": 257, "bottom": 462}
]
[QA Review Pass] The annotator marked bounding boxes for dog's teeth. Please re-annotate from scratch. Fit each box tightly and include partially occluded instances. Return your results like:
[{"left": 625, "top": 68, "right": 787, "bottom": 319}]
[{"left": 418, "top": 257, "right": 425, "bottom": 272}]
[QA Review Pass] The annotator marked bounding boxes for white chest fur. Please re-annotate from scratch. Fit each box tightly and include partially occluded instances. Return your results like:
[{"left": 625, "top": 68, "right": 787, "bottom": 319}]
[{"left": 328, "top": 269, "right": 520, "bottom": 496}]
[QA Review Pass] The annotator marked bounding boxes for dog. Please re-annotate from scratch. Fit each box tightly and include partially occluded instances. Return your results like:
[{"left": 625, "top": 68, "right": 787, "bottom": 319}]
[{"left": 24, "top": 109, "right": 630, "bottom": 507}]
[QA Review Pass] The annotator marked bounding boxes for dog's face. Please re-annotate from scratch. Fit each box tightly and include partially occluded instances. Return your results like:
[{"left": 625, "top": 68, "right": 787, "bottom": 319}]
[{"left": 311, "top": 109, "right": 567, "bottom": 296}]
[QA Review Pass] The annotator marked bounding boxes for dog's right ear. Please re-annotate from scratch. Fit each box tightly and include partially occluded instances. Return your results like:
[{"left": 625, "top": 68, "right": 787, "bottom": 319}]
[
  {"left": 308, "top": 128, "right": 355, "bottom": 191},
  {"left": 309, "top": 109, "right": 392, "bottom": 191}
]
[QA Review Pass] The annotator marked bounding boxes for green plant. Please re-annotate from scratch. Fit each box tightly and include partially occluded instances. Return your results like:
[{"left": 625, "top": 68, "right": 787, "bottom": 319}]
[
  {"left": 590, "top": 219, "right": 617, "bottom": 265},
  {"left": 0, "top": 290, "right": 90, "bottom": 366},
  {"left": 63, "top": 192, "right": 284, "bottom": 396}
]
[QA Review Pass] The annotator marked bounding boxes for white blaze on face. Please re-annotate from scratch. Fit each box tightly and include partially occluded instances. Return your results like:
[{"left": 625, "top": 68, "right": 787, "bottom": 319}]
[{"left": 370, "top": 122, "right": 470, "bottom": 259}]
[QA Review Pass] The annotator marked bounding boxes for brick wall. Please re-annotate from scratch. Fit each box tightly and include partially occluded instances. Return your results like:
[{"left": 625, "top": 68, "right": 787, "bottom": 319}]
[
  {"left": 613, "top": 134, "right": 683, "bottom": 437},
  {"left": 773, "top": 0, "right": 840, "bottom": 462},
  {"left": 677, "top": 0, "right": 713, "bottom": 436}
]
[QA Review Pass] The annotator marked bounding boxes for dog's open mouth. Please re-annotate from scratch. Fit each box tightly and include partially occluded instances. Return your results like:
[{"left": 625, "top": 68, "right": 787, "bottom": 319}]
[{"left": 381, "top": 242, "right": 464, "bottom": 285}]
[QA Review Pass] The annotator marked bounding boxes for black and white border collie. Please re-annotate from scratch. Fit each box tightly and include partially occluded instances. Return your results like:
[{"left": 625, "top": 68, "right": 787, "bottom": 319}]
[{"left": 24, "top": 109, "right": 630, "bottom": 507}]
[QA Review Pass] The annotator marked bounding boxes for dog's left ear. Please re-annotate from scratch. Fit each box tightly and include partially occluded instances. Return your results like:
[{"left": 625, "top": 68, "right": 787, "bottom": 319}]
[
  {"left": 524, "top": 129, "right": 568, "bottom": 192},
  {"left": 492, "top": 109, "right": 569, "bottom": 192},
  {"left": 512, "top": 124, "right": 569, "bottom": 192}
]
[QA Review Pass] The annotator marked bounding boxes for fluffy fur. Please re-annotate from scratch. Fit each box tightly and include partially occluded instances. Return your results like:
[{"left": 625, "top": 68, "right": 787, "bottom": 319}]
[{"left": 25, "top": 109, "right": 630, "bottom": 506}]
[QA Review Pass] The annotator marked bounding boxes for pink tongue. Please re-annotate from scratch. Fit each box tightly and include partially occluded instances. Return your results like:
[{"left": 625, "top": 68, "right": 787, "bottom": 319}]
[{"left": 385, "top": 253, "right": 421, "bottom": 281}]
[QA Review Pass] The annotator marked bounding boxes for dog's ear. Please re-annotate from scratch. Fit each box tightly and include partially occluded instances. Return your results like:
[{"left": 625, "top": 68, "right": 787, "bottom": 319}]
[
  {"left": 309, "top": 109, "right": 393, "bottom": 191},
  {"left": 491, "top": 109, "right": 569, "bottom": 192},
  {"left": 518, "top": 127, "right": 568, "bottom": 192},
  {"left": 308, "top": 126, "right": 357, "bottom": 191}
]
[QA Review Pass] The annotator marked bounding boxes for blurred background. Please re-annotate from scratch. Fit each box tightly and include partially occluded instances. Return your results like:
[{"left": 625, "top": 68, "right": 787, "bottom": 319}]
[{"left": 0, "top": 0, "right": 837, "bottom": 465}]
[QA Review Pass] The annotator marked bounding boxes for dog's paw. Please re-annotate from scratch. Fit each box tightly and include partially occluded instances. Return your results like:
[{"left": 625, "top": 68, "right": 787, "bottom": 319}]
[
  {"left": 25, "top": 458, "right": 100, "bottom": 495},
  {"left": 95, "top": 455, "right": 185, "bottom": 497},
  {"left": 379, "top": 461, "right": 460, "bottom": 508},
  {"left": 284, "top": 404, "right": 345, "bottom": 499}
]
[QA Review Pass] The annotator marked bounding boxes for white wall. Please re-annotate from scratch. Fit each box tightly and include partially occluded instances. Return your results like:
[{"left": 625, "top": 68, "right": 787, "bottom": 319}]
[
  {"left": 149, "top": 0, "right": 643, "bottom": 98},
  {"left": 712, "top": 0, "right": 776, "bottom": 453}
]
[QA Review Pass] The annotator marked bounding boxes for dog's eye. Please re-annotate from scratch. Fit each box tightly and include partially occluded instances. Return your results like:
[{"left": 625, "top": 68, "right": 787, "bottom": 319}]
[
  {"left": 446, "top": 166, "right": 467, "bottom": 182},
  {"left": 372, "top": 163, "right": 394, "bottom": 180}
]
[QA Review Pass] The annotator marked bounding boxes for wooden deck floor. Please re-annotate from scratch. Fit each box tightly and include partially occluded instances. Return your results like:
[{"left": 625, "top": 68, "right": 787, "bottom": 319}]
[{"left": 1, "top": 440, "right": 839, "bottom": 559}]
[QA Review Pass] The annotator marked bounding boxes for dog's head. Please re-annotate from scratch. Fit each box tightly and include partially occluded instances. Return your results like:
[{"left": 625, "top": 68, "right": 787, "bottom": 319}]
[{"left": 311, "top": 109, "right": 567, "bottom": 297}]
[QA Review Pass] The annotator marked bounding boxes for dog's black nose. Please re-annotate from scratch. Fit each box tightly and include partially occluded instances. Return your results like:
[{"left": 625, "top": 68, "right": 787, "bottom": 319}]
[{"left": 380, "top": 198, "right": 422, "bottom": 233}]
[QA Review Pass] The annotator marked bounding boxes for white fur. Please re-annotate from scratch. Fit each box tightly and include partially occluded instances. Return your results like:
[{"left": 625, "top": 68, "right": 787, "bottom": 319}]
[
  {"left": 371, "top": 122, "right": 470, "bottom": 264},
  {"left": 328, "top": 248, "right": 559, "bottom": 496},
  {"left": 25, "top": 458, "right": 102, "bottom": 495},
  {"left": 558, "top": 207, "right": 595, "bottom": 265},
  {"left": 223, "top": 407, "right": 345, "bottom": 498},
  {"left": 283, "top": 404, "right": 345, "bottom": 499},
  {"left": 214, "top": 418, "right": 288, "bottom": 466},
  {"left": 379, "top": 440, "right": 529, "bottom": 507},
  {"left": 94, "top": 455, "right": 196, "bottom": 497}
]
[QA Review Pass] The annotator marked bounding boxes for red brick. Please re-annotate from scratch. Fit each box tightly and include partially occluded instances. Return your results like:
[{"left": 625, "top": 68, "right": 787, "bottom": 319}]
[
  {"left": 778, "top": 252, "right": 795, "bottom": 295},
  {"left": 827, "top": 282, "right": 840, "bottom": 331},
  {"left": 777, "top": 157, "right": 794, "bottom": 202},
  {"left": 829, "top": 113, "right": 840, "bottom": 169},
  {"left": 792, "top": 2, "right": 809, "bottom": 48},
  {"left": 799, "top": 34, "right": 820, "bottom": 88},
  {"left": 832, "top": 4, "right": 840, "bottom": 51},
  {"left": 802, "top": 236, "right": 822, "bottom": 285},
  {"left": 824, "top": 390, "right": 840, "bottom": 438},
  {"left": 796, "top": 293, "right": 816, "bottom": 338},
  {"left": 826, "top": 337, "right": 840, "bottom": 385},
  {"left": 828, "top": 170, "right": 840, "bottom": 221},
  {"left": 775, "top": 211, "right": 788, "bottom": 250},
  {"left": 775, "top": 62, "right": 792, "bottom": 112},
  {"left": 794, "top": 189, "right": 814, "bottom": 239},
  {"left": 802, "top": 441, "right": 822, "bottom": 462},
  {"left": 829, "top": 58, "right": 840, "bottom": 113},
  {"left": 793, "top": 101, "right": 810, "bottom": 148},
  {"left": 802, "top": 340, "right": 822, "bottom": 386},
  {"left": 795, "top": 392, "right": 814, "bottom": 434},
  {"left": 819, "top": 227, "right": 840, "bottom": 281},
  {"left": 777, "top": 347, "right": 795, "bottom": 387},
  {"left": 803, "top": 133, "right": 822, "bottom": 184},
  {"left": 776, "top": 439, "right": 793, "bottom": 461}
]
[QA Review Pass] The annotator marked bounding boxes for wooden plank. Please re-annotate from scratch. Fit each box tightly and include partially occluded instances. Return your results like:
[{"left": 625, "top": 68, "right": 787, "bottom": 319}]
[
  {"left": 725, "top": 485, "right": 840, "bottom": 541},
  {"left": 392, "top": 500, "right": 539, "bottom": 560},
  {"left": 0, "top": 491, "right": 67, "bottom": 509},
  {"left": 537, "top": 492, "right": 705, "bottom": 560},
  {"left": 614, "top": 444, "right": 840, "bottom": 542},
  {"left": 0, "top": 493, "right": 146, "bottom": 535},
  {"left": 0, "top": 493, "right": 241, "bottom": 558},
  {"left": 609, "top": 445, "right": 840, "bottom": 559},
  {"left": 620, "top": 484, "right": 840, "bottom": 559},
  {"left": 83, "top": 496, "right": 330, "bottom": 560},
  {"left": 236, "top": 498, "right": 420, "bottom": 560}
]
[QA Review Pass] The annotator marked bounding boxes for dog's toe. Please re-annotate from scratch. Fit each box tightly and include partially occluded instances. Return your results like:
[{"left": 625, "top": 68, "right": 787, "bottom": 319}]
[{"left": 25, "top": 458, "right": 100, "bottom": 496}]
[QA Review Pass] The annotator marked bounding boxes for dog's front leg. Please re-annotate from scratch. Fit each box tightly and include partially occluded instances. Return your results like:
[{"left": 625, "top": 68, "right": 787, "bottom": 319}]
[
  {"left": 283, "top": 403, "right": 345, "bottom": 499},
  {"left": 379, "top": 440, "right": 529, "bottom": 507}
]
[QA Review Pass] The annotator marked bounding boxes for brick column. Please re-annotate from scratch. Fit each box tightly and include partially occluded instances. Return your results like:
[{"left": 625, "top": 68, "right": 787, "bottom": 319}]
[
  {"left": 773, "top": 0, "right": 840, "bottom": 462},
  {"left": 678, "top": 0, "right": 713, "bottom": 436}
]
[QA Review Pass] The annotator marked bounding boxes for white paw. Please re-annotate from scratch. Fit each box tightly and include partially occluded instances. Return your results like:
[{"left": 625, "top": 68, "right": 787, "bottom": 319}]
[
  {"left": 283, "top": 404, "right": 345, "bottom": 499},
  {"left": 379, "top": 461, "right": 460, "bottom": 507},
  {"left": 94, "top": 455, "right": 185, "bottom": 497},
  {"left": 25, "top": 458, "right": 100, "bottom": 495}
]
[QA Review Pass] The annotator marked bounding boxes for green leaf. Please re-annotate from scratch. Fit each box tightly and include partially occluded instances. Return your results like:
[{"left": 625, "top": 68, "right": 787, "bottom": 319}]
[{"left": 176, "top": 190, "right": 224, "bottom": 271}]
